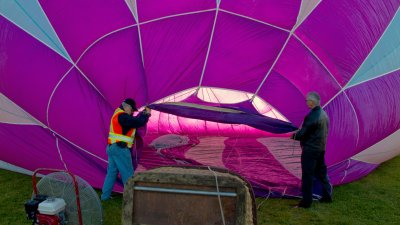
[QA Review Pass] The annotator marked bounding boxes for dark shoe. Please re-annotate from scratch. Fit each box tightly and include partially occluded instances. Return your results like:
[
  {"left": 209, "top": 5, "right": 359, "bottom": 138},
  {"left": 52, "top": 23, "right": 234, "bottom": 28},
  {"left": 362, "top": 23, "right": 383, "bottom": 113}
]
[
  {"left": 319, "top": 197, "right": 333, "bottom": 203},
  {"left": 294, "top": 201, "right": 311, "bottom": 208}
]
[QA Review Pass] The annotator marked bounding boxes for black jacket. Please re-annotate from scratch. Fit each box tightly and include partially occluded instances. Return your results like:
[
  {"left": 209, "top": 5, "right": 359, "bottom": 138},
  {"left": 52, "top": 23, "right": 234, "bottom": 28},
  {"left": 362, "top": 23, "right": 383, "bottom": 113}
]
[
  {"left": 293, "top": 106, "right": 329, "bottom": 152},
  {"left": 115, "top": 106, "right": 150, "bottom": 148}
]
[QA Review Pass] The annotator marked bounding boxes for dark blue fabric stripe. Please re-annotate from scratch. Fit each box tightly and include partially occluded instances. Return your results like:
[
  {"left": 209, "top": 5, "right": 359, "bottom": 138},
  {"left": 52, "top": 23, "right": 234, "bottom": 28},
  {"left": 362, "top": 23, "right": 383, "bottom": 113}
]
[{"left": 148, "top": 103, "right": 298, "bottom": 134}]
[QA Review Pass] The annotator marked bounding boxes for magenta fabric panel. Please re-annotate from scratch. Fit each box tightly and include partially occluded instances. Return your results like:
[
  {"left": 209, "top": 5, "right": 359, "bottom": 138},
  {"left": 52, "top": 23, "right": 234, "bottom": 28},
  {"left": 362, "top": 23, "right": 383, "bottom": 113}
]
[
  {"left": 257, "top": 72, "right": 309, "bottom": 126},
  {"left": 47, "top": 68, "right": 111, "bottom": 159},
  {"left": 324, "top": 93, "right": 358, "bottom": 166},
  {"left": 273, "top": 37, "right": 341, "bottom": 104},
  {"left": 139, "top": 136, "right": 301, "bottom": 196},
  {"left": 136, "top": 148, "right": 181, "bottom": 172},
  {"left": 135, "top": 134, "right": 188, "bottom": 172},
  {"left": 328, "top": 159, "right": 379, "bottom": 185},
  {"left": 39, "top": 0, "right": 135, "bottom": 61},
  {"left": 202, "top": 11, "right": 288, "bottom": 93},
  {"left": 140, "top": 12, "right": 214, "bottom": 103},
  {"left": 146, "top": 135, "right": 201, "bottom": 167},
  {"left": 0, "top": 123, "right": 110, "bottom": 190},
  {"left": 0, "top": 123, "right": 65, "bottom": 171},
  {"left": 220, "top": 0, "right": 301, "bottom": 30},
  {"left": 77, "top": 27, "right": 147, "bottom": 107},
  {"left": 137, "top": 0, "right": 216, "bottom": 22},
  {"left": 0, "top": 17, "right": 71, "bottom": 124},
  {"left": 56, "top": 137, "right": 109, "bottom": 190},
  {"left": 346, "top": 69, "right": 400, "bottom": 153},
  {"left": 222, "top": 137, "right": 300, "bottom": 196},
  {"left": 295, "top": 0, "right": 399, "bottom": 86}
]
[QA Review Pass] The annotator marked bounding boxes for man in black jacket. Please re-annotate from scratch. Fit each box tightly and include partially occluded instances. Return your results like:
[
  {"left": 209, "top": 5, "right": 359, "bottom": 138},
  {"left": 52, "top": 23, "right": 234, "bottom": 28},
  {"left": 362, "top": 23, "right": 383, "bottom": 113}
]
[{"left": 291, "top": 92, "right": 332, "bottom": 208}]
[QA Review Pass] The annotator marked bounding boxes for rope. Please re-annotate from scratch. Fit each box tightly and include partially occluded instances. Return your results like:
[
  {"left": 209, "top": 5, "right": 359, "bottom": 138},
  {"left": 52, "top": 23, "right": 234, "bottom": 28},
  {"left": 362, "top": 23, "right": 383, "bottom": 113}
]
[
  {"left": 208, "top": 166, "right": 226, "bottom": 225},
  {"left": 256, "top": 189, "right": 271, "bottom": 210},
  {"left": 292, "top": 132, "right": 297, "bottom": 156}
]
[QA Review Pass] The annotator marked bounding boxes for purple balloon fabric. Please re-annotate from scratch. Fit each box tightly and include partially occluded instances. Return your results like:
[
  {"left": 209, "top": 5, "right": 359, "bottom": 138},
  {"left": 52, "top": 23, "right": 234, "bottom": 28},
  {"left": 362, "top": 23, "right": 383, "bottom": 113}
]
[{"left": 1, "top": 0, "right": 399, "bottom": 197}]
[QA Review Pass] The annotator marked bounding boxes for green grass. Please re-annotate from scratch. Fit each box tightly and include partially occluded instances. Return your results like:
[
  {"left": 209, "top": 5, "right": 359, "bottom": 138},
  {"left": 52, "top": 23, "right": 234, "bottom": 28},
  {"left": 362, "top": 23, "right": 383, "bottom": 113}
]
[
  {"left": 1, "top": 156, "right": 399, "bottom": 225},
  {"left": 257, "top": 156, "right": 400, "bottom": 225}
]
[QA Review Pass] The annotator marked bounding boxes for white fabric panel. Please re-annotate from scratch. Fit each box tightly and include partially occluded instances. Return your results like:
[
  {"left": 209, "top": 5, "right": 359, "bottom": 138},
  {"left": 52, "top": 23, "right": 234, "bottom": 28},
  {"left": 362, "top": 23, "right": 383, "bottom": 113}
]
[
  {"left": 0, "top": 160, "right": 35, "bottom": 175},
  {"left": 352, "top": 129, "right": 400, "bottom": 164},
  {"left": 0, "top": 93, "right": 41, "bottom": 125},
  {"left": 257, "top": 137, "right": 302, "bottom": 179},
  {"left": 295, "top": 0, "right": 320, "bottom": 28},
  {"left": 185, "top": 137, "right": 226, "bottom": 168},
  {"left": 125, "top": 0, "right": 138, "bottom": 21}
]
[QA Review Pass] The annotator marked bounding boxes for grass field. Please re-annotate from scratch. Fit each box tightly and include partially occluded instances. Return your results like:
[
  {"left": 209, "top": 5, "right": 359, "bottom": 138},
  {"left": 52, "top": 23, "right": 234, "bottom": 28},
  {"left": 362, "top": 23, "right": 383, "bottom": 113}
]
[{"left": 1, "top": 156, "right": 399, "bottom": 225}]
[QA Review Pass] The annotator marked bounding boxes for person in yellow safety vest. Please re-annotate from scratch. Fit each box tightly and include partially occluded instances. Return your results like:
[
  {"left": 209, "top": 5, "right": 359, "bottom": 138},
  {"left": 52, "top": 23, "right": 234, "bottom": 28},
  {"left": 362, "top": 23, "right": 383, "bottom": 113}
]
[{"left": 101, "top": 98, "right": 151, "bottom": 201}]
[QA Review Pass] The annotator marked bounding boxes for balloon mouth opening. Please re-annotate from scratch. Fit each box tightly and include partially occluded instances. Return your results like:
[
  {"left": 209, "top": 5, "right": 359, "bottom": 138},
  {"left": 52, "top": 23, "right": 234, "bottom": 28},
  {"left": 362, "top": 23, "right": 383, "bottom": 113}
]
[
  {"left": 145, "top": 87, "right": 292, "bottom": 137},
  {"left": 151, "top": 87, "right": 288, "bottom": 121}
]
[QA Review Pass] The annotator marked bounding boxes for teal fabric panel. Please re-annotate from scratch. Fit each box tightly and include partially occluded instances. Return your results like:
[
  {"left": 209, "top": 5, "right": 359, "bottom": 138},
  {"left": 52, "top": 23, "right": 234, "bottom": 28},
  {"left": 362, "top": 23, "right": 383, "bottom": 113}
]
[
  {"left": 348, "top": 10, "right": 400, "bottom": 87},
  {"left": 0, "top": 0, "right": 70, "bottom": 60}
]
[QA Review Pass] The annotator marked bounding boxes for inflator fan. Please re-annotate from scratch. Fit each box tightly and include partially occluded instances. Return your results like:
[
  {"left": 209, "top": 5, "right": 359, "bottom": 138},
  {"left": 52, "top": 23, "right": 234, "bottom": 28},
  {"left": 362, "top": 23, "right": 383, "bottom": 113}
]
[{"left": 25, "top": 169, "right": 103, "bottom": 225}]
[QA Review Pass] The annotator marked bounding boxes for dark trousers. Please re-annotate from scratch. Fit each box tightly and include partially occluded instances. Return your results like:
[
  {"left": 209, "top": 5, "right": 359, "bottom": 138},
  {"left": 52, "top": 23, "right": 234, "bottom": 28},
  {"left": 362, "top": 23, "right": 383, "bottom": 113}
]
[{"left": 301, "top": 150, "right": 331, "bottom": 206}]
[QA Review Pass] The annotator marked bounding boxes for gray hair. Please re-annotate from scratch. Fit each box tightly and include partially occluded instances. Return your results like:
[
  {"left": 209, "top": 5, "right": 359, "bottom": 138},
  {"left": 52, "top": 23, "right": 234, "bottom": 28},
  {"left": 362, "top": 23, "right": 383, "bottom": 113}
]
[
  {"left": 122, "top": 102, "right": 131, "bottom": 109},
  {"left": 306, "top": 91, "right": 321, "bottom": 106}
]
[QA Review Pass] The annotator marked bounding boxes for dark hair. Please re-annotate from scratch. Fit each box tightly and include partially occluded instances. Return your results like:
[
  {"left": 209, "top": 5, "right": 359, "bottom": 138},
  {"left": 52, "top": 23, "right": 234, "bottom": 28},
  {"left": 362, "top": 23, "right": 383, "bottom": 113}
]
[{"left": 123, "top": 98, "right": 138, "bottom": 111}]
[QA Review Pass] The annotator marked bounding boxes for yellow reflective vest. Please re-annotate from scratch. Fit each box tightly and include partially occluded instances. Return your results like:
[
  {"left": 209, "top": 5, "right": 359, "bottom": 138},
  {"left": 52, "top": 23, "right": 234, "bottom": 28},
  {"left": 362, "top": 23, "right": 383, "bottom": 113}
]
[{"left": 107, "top": 108, "right": 136, "bottom": 148}]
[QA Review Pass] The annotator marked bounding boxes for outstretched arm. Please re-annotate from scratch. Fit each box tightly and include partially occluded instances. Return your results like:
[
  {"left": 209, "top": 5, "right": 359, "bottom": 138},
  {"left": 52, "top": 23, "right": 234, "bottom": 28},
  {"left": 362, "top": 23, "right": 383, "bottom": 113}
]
[
  {"left": 291, "top": 116, "right": 312, "bottom": 141},
  {"left": 118, "top": 112, "right": 150, "bottom": 129}
]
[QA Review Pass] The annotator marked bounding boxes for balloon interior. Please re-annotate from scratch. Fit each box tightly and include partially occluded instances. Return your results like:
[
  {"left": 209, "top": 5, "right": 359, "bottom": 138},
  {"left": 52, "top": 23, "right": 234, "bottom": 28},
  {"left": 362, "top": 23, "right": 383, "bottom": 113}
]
[{"left": 1, "top": 1, "right": 399, "bottom": 198}]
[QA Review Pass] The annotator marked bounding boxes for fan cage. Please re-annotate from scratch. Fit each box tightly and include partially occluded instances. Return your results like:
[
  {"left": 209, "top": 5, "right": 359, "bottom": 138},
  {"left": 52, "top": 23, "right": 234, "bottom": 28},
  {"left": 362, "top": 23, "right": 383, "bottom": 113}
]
[{"left": 33, "top": 172, "right": 103, "bottom": 225}]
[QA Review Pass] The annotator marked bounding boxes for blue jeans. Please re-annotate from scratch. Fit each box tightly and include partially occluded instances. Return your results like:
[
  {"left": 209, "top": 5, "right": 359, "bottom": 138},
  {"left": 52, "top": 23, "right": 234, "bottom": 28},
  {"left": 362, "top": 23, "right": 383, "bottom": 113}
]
[{"left": 101, "top": 143, "right": 133, "bottom": 200}]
